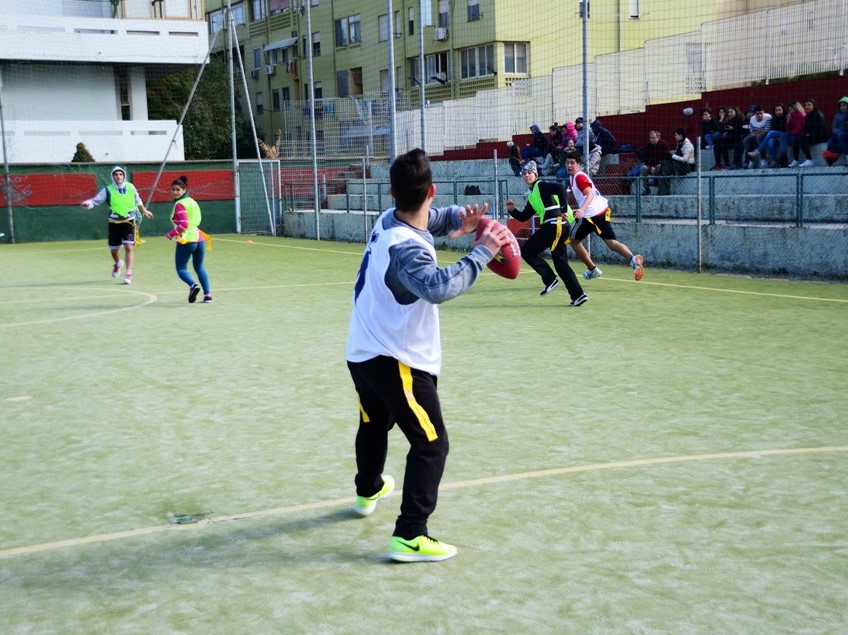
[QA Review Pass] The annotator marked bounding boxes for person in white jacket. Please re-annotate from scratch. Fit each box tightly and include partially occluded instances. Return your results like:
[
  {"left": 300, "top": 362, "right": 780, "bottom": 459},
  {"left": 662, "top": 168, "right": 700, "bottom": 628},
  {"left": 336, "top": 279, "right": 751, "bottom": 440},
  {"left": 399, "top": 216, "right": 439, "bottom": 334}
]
[{"left": 655, "top": 128, "right": 695, "bottom": 195}]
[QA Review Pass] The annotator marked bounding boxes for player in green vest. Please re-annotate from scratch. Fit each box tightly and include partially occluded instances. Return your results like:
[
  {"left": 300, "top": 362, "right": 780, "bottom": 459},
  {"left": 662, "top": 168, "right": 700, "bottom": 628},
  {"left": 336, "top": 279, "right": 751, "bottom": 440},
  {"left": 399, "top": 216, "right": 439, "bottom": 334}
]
[
  {"left": 505, "top": 160, "right": 587, "bottom": 306},
  {"left": 81, "top": 166, "right": 152, "bottom": 284}
]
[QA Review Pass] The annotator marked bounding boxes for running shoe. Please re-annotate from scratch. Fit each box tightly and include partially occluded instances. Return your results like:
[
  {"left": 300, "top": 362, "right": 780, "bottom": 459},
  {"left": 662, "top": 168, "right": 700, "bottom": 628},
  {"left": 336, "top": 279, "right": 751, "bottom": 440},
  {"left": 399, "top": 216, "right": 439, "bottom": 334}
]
[
  {"left": 202, "top": 295, "right": 213, "bottom": 303},
  {"left": 123, "top": 272, "right": 132, "bottom": 285},
  {"left": 570, "top": 293, "right": 588, "bottom": 307},
  {"left": 582, "top": 267, "right": 603, "bottom": 280},
  {"left": 389, "top": 534, "right": 457, "bottom": 563},
  {"left": 352, "top": 475, "right": 395, "bottom": 517},
  {"left": 540, "top": 278, "right": 560, "bottom": 296},
  {"left": 632, "top": 254, "right": 645, "bottom": 281},
  {"left": 112, "top": 259, "right": 124, "bottom": 278},
  {"left": 188, "top": 284, "right": 201, "bottom": 304}
]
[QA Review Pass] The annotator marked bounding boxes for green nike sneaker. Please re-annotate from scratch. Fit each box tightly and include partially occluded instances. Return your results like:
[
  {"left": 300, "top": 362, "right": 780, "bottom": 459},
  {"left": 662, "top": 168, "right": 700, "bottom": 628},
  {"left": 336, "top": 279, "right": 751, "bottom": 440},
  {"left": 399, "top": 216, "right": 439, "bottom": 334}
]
[
  {"left": 352, "top": 474, "right": 395, "bottom": 517},
  {"left": 389, "top": 535, "right": 457, "bottom": 562}
]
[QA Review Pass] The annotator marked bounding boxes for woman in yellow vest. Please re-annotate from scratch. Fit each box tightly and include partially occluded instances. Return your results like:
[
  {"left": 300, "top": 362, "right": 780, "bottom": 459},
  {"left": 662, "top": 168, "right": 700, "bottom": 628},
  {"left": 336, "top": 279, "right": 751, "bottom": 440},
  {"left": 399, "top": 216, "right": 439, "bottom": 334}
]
[{"left": 166, "top": 175, "right": 212, "bottom": 303}]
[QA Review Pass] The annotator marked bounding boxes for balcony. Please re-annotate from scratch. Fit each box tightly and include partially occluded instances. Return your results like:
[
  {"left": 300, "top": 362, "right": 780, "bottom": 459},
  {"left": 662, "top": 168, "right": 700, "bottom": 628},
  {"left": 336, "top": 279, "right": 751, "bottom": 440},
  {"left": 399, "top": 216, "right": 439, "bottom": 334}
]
[{"left": 0, "top": 14, "right": 208, "bottom": 65}]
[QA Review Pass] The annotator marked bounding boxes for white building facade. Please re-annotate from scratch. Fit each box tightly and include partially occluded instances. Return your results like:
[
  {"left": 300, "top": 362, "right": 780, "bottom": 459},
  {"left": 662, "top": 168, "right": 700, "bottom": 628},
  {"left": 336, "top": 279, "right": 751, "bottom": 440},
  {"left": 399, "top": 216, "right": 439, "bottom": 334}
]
[{"left": 0, "top": 0, "right": 209, "bottom": 164}]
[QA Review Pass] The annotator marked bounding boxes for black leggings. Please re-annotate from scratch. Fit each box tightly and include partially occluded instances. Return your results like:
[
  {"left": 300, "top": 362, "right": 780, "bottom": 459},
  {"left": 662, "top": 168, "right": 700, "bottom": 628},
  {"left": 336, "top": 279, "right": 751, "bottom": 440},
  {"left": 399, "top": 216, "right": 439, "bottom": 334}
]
[{"left": 521, "top": 218, "right": 584, "bottom": 301}]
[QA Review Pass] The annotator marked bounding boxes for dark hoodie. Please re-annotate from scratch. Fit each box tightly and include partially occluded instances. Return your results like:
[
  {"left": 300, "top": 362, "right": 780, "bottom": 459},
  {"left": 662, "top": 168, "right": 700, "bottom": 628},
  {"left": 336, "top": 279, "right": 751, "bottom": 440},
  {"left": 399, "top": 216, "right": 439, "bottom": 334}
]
[{"left": 590, "top": 120, "right": 617, "bottom": 154}]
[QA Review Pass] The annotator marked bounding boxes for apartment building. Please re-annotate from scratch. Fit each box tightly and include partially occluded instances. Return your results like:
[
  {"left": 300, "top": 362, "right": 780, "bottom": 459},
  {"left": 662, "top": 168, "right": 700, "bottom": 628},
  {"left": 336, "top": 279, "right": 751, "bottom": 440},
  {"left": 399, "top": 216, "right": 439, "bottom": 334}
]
[{"left": 205, "top": 0, "right": 736, "bottom": 147}]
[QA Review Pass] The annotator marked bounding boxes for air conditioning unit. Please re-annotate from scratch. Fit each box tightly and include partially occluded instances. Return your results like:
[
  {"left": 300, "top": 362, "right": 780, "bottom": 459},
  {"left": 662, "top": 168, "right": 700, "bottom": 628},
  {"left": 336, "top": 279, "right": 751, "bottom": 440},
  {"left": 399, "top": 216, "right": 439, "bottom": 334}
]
[
  {"left": 250, "top": 68, "right": 260, "bottom": 79},
  {"left": 434, "top": 27, "right": 448, "bottom": 41},
  {"left": 266, "top": 64, "right": 276, "bottom": 76}
]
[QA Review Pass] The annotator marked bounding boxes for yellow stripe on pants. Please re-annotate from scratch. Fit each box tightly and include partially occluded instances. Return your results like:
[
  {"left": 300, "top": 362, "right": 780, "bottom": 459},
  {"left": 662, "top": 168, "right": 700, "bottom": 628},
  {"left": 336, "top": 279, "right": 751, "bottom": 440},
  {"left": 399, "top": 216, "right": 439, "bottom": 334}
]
[{"left": 398, "top": 361, "right": 438, "bottom": 441}]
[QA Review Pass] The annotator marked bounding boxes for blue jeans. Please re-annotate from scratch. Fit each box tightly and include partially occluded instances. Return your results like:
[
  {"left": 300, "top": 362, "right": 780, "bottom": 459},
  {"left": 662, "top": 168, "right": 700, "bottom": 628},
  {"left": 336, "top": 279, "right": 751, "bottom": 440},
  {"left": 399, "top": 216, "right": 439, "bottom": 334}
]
[
  {"left": 827, "top": 131, "right": 848, "bottom": 155},
  {"left": 782, "top": 134, "right": 802, "bottom": 161},
  {"left": 758, "top": 130, "right": 786, "bottom": 162},
  {"left": 175, "top": 240, "right": 210, "bottom": 294}
]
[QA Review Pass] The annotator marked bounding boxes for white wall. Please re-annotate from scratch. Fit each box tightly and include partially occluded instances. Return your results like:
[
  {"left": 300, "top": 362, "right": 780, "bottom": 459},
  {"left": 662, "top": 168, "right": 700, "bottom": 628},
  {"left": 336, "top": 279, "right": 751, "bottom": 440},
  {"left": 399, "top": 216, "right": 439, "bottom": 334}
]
[
  {"left": 4, "top": 119, "right": 185, "bottom": 164},
  {"left": 4, "top": 63, "right": 119, "bottom": 121}
]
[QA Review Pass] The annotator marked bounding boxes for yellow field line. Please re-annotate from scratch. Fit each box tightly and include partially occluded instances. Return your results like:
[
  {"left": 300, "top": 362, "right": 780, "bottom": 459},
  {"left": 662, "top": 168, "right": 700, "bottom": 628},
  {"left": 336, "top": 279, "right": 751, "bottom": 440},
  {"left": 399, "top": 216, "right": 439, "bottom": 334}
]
[{"left": 2, "top": 445, "right": 845, "bottom": 560}]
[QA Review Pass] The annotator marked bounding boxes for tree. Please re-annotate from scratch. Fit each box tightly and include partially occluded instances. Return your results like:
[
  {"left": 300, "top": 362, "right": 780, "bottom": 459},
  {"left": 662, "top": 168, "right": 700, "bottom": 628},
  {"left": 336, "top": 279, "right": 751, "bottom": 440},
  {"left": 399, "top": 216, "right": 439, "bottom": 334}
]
[{"left": 148, "top": 56, "right": 257, "bottom": 160}]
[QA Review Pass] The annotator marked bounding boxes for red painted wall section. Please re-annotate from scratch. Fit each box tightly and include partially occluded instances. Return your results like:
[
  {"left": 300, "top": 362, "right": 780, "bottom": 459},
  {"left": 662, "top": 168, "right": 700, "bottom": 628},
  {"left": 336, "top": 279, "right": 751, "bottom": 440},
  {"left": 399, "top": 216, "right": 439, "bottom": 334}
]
[
  {"left": 133, "top": 171, "right": 235, "bottom": 203},
  {"left": 0, "top": 174, "right": 96, "bottom": 206}
]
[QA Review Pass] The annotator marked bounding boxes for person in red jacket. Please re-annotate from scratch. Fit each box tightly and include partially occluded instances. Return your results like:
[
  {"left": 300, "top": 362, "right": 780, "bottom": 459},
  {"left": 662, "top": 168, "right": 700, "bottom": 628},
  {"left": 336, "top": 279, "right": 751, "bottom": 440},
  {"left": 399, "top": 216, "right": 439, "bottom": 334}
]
[
  {"left": 783, "top": 100, "right": 807, "bottom": 167},
  {"left": 167, "top": 175, "right": 212, "bottom": 303}
]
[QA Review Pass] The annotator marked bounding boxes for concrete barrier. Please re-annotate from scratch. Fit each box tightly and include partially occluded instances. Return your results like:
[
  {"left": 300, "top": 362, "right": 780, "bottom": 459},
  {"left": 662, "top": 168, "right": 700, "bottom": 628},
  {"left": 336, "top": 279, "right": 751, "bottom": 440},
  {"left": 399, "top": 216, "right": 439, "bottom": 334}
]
[{"left": 280, "top": 209, "right": 848, "bottom": 278}]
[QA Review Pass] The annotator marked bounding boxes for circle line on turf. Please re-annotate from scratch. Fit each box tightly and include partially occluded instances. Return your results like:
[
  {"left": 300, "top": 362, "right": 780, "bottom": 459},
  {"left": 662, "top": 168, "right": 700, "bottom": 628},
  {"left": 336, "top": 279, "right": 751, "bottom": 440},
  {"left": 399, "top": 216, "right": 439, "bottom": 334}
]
[
  {"left": 1, "top": 445, "right": 845, "bottom": 560},
  {"left": 0, "top": 287, "right": 158, "bottom": 328}
]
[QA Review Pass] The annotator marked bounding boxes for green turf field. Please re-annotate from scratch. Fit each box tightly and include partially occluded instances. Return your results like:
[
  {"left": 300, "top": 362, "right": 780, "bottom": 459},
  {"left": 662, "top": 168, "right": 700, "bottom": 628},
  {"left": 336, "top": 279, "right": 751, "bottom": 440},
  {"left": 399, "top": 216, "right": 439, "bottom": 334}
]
[{"left": 1, "top": 235, "right": 847, "bottom": 634}]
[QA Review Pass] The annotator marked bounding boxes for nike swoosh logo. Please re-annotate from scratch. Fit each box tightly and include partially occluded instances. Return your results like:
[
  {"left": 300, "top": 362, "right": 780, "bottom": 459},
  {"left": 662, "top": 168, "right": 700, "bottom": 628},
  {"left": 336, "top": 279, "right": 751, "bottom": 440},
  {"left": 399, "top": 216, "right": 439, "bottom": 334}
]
[{"left": 396, "top": 540, "right": 420, "bottom": 551}]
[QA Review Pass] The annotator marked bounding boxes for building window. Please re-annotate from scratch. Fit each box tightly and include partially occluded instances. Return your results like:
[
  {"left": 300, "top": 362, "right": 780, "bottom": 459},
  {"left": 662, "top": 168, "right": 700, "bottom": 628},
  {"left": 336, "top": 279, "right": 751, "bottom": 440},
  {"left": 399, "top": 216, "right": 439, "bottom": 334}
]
[
  {"left": 378, "top": 11, "right": 401, "bottom": 42},
  {"left": 210, "top": 9, "right": 224, "bottom": 33},
  {"left": 283, "top": 87, "right": 291, "bottom": 103},
  {"left": 461, "top": 45, "right": 494, "bottom": 79},
  {"left": 629, "top": 0, "right": 639, "bottom": 18},
  {"left": 337, "top": 70, "right": 348, "bottom": 97},
  {"left": 269, "top": 0, "right": 290, "bottom": 15},
  {"left": 253, "top": 47, "right": 261, "bottom": 70},
  {"left": 338, "top": 67, "right": 363, "bottom": 97},
  {"left": 504, "top": 42, "right": 527, "bottom": 74},
  {"left": 256, "top": 92, "right": 264, "bottom": 114},
  {"left": 408, "top": 7, "right": 415, "bottom": 35},
  {"left": 426, "top": 52, "right": 450, "bottom": 84},
  {"left": 438, "top": 0, "right": 449, "bottom": 27},
  {"left": 579, "top": 0, "right": 590, "bottom": 18},
  {"left": 251, "top": 0, "right": 265, "bottom": 21},
  {"left": 467, "top": 0, "right": 480, "bottom": 22},
  {"left": 210, "top": 6, "right": 245, "bottom": 33},
  {"left": 335, "top": 14, "right": 361, "bottom": 47},
  {"left": 272, "top": 89, "right": 281, "bottom": 112},
  {"left": 304, "top": 32, "right": 321, "bottom": 57}
]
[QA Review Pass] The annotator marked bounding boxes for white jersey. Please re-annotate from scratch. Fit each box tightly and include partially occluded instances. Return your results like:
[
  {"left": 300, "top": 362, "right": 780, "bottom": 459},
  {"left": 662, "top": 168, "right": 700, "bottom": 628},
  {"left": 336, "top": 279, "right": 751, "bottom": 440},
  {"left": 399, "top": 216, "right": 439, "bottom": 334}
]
[
  {"left": 569, "top": 170, "right": 609, "bottom": 218},
  {"left": 346, "top": 206, "right": 492, "bottom": 375}
]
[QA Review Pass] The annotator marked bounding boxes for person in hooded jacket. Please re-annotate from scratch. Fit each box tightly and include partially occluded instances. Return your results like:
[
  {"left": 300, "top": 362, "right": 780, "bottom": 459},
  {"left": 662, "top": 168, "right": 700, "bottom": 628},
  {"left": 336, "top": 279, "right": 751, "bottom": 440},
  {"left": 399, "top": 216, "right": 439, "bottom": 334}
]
[
  {"left": 81, "top": 166, "right": 152, "bottom": 284},
  {"left": 824, "top": 96, "right": 848, "bottom": 164}
]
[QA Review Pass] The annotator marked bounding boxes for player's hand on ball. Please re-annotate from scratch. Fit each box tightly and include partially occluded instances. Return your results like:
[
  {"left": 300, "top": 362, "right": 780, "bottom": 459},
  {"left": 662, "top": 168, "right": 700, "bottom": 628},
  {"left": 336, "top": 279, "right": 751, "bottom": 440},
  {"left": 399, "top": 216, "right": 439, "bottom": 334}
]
[
  {"left": 81, "top": 200, "right": 94, "bottom": 209},
  {"left": 472, "top": 217, "right": 521, "bottom": 280},
  {"left": 449, "top": 202, "right": 489, "bottom": 239}
]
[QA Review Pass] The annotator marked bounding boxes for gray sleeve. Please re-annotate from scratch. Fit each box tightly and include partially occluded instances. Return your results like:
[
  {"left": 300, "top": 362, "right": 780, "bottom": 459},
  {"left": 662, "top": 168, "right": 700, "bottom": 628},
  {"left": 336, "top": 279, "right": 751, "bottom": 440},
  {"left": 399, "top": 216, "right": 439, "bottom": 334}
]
[
  {"left": 426, "top": 205, "right": 464, "bottom": 237},
  {"left": 88, "top": 188, "right": 109, "bottom": 206},
  {"left": 389, "top": 239, "right": 494, "bottom": 305}
]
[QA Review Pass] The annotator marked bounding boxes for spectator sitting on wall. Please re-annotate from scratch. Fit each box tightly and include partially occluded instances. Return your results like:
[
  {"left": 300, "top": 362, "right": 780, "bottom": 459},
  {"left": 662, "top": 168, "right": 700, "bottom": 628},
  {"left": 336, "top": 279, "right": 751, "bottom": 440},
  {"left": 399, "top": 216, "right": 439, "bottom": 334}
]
[
  {"left": 654, "top": 128, "right": 696, "bottom": 195},
  {"left": 791, "top": 98, "right": 828, "bottom": 167},
  {"left": 590, "top": 119, "right": 618, "bottom": 155},
  {"left": 529, "top": 123, "right": 550, "bottom": 162},
  {"left": 573, "top": 117, "right": 595, "bottom": 155},
  {"left": 638, "top": 130, "right": 670, "bottom": 195},
  {"left": 700, "top": 108, "right": 721, "bottom": 150},
  {"left": 824, "top": 96, "right": 848, "bottom": 165},
  {"left": 742, "top": 106, "right": 772, "bottom": 168}
]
